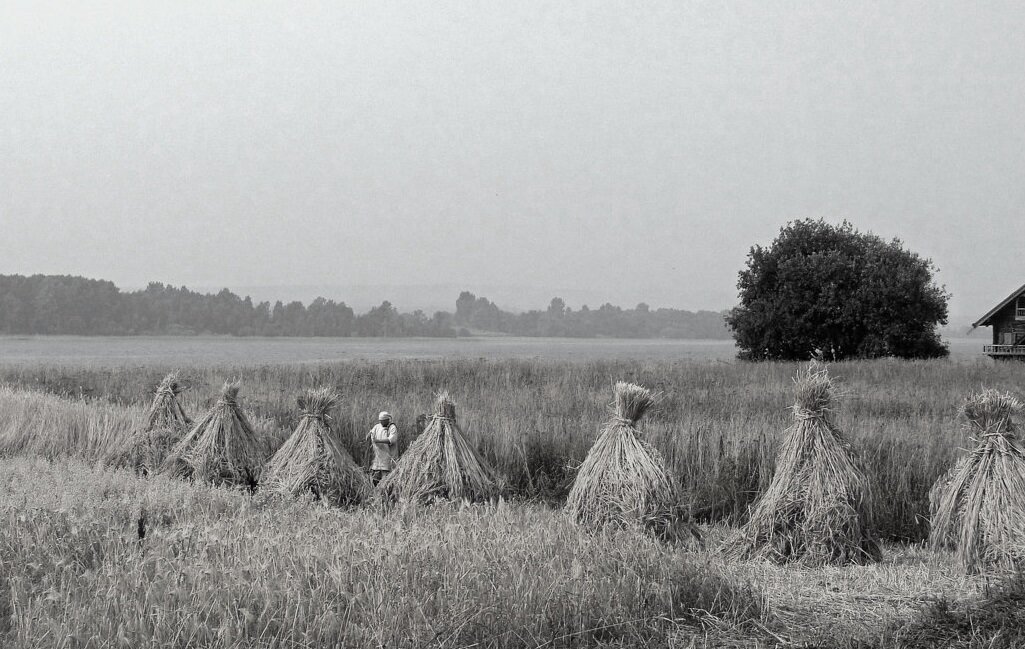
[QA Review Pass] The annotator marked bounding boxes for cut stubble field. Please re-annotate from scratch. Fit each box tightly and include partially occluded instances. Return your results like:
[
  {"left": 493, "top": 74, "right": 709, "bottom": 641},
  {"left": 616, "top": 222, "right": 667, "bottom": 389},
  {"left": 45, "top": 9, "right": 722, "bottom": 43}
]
[{"left": 0, "top": 340, "right": 1020, "bottom": 647}]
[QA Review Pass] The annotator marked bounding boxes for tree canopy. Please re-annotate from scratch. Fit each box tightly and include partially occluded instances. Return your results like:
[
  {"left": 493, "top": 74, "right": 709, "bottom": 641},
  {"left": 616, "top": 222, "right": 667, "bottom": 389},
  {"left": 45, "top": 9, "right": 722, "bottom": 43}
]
[{"left": 725, "top": 219, "right": 950, "bottom": 360}]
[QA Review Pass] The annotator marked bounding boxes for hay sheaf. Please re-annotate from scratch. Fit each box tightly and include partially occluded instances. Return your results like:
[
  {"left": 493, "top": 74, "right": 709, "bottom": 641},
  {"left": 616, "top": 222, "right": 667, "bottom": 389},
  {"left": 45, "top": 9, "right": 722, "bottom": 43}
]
[
  {"left": 379, "top": 392, "right": 499, "bottom": 504},
  {"left": 724, "top": 362, "right": 880, "bottom": 566},
  {"left": 927, "top": 464, "right": 956, "bottom": 549},
  {"left": 262, "top": 387, "right": 372, "bottom": 506},
  {"left": 109, "top": 371, "right": 192, "bottom": 474},
  {"left": 160, "top": 380, "right": 264, "bottom": 488},
  {"left": 930, "top": 389, "right": 1025, "bottom": 573},
  {"left": 565, "top": 382, "right": 698, "bottom": 543}
]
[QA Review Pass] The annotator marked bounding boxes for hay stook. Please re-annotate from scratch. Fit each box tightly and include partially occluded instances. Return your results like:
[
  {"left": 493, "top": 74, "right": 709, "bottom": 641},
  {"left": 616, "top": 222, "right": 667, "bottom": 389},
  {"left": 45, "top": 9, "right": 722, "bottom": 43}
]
[
  {"left": 565, "top": 381, "right": 699, "bottom": 544},
  {"left": 160, "top": 380, "right": 265, "bottom": 489},
  {"left": 930, "top": 389, "right": 1025, "bottom": 573},
  {"left": 379, "top": 391, "right": 499, "bottom": 504},
  {"left": 110, "top": 371, "right": 192, "bottom": 474},
  {"left": 724, "top": 362, "right": 880, "bottom": 566},
  {"left": 262, "top": 387, "right": 372, "bottom": 506}
]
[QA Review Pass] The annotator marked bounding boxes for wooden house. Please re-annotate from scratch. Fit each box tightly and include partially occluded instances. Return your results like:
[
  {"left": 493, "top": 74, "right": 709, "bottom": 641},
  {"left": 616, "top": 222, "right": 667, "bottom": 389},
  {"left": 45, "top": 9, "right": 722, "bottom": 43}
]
[{"left": 973, "top": 283, "right": 1025, "bottom": 358}]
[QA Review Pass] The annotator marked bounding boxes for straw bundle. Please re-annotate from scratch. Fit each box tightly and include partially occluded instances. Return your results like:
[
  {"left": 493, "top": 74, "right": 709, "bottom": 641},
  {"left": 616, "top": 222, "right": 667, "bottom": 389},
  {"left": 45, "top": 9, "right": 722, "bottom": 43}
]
[
  {"left": 930, "top": 389, "right": 1025, "bottom": 573},
  {"left": 262, "top": 387, "right": 372, "bottom": 506},
  {"left": 725, "top": 363, "right": 880, "bottom": 565},
  {"left": 110, "top": 371, "right": 192, "bottom": 474},
  {"left": 160, "top": 380, "right": 264, "bottom": 488},
  {"left": 928, "top": 466, "right": 956, "bottom": 548},
  {"left": 565, "top": 382, "right": 698, "bottom": 542},
  {"left": 379, "top": 392, "right": 499, "bottom": 504}
]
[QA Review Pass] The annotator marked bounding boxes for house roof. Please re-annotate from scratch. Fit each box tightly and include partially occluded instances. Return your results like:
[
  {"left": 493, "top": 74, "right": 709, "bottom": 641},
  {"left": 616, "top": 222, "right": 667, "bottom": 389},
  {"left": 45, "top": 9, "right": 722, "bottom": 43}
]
[{"left": 973, "top": 282, "right": 1025, "bottom": 328}]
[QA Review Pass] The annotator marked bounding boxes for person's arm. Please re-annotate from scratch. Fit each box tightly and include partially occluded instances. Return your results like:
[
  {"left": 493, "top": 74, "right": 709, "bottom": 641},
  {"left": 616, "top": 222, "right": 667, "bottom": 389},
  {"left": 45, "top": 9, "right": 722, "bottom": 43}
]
[{"left": 388, "top": 424, "right": 398, "bottom": 447}]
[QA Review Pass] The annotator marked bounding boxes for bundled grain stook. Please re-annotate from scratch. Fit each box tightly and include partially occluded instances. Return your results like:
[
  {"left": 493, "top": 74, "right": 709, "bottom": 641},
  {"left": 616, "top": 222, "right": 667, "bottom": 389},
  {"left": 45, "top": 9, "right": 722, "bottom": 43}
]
[
  {"left": 930, "top": 389, "right": 1025, "bottom": 573},
  {"left": 110, "top": 371, "right": 192, "bottom": 474},
  {"left": 379, "top": 392, "right": 499, "bottom": 504},
  {"left": 928, "top": 465, "right": 956, "bottom": 548},
  {"left": 160, "top": 380, "right": 264, "bottom": 488},
  {"left": 725, "top": 362, "right": 880, "bottom": 565},
  {"left": 262, "top": 387, "right": 372, "bottom": 506},
  {"left": 565, "top": 382, "right": 697, "bottom": 542}
]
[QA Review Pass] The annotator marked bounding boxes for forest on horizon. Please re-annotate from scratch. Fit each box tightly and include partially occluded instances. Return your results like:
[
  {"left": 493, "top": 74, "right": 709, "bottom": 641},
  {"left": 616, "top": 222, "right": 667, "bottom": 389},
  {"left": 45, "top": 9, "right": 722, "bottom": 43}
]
[{"left": 0, "top": 274, "right": 730, "bottom": 340}]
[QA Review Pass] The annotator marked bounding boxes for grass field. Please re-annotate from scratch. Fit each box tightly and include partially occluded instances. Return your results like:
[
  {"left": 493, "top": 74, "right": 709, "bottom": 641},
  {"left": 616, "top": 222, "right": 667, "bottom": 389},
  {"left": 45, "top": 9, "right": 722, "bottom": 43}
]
[
  {"left": 1, "top": 352, "right": 1023, "bottom": 647},
  {"left": 1, "top": 357, "right": 1013, "bottom": 541},
  {"left": 0, "top": 335, "right": 740, "bottom": 366},
  {"left": 0, "top": 334, "right": 985, "bottom": 366}
]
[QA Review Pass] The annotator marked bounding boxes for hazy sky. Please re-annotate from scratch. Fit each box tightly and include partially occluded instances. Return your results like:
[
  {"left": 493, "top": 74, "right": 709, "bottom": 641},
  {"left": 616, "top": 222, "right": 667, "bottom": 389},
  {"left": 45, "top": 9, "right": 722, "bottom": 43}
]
[{"left": 2, "top": 2, "right": 1024, "bottom": 317}]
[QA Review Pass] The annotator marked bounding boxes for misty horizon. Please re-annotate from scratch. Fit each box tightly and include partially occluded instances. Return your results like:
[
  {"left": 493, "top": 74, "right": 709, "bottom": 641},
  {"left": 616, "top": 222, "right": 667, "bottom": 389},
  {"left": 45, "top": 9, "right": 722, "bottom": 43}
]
[
  {"left": 3, "top": 3, "right": 1024, "bottom": 321},
  {"left": 1, "top": 271, "right": 992, "bottom": 334}
]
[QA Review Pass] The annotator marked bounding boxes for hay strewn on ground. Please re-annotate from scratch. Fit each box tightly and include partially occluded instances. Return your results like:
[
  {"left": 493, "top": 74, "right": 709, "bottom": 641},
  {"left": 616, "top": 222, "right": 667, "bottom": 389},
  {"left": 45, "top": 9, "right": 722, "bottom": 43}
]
[
  {"left": 929, "top": 389, "right": 1025, "bottom": 573},
  {"left": 262, "top": 387, "right": 371, "bottom": 506},
  {"left": 565, "top": 382, "right": 698, "bottom": 543},
  {"left": 160, "top": 380, "right": 264, "bottom": 487},
  {"left": 379, "top": 392, "right": 499, "bottom": 504},
  {"left": 109, "top": 371, "right": 191, "bottom": 474},
  {"left": 724, "top": 362, "right": 880, "bottom": 565}
]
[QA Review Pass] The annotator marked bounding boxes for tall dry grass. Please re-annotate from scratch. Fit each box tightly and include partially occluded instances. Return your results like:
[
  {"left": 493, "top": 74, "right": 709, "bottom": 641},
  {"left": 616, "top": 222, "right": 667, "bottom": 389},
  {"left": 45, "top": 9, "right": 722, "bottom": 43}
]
[
  {"left": 1, "top": 358, "right": 1019, "bottom": 541},
  {"left": 0, "top": 386, "right": 138, "bottom": 460},
  {"left": 0, "top": 457, "right": 765, "bottom": 648}
]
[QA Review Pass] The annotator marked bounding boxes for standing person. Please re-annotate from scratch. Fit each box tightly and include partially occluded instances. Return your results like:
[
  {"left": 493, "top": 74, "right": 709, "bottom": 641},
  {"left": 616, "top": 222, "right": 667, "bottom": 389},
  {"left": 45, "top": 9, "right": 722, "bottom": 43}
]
[{"left": 369, "top": 411, "right": 398, "bottom": 485}]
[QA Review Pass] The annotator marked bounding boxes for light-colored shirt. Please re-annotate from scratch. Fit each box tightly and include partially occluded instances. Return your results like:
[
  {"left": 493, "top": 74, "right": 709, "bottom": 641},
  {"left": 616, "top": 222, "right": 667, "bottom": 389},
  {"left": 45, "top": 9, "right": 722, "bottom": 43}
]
[{"left": 369, "top": 422, "right": 398, "bottom": 470}]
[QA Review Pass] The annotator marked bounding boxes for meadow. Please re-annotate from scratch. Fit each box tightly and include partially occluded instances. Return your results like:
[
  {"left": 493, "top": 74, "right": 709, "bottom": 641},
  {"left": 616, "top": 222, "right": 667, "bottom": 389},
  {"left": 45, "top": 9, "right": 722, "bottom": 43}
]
[
  {"left": 1, "top": 357, "right": 1011, "bottom": 541},
  {"left": 1, "top": 350, "right": 1023, "bottom": 647},
  {"left": 0, "top": 334, "right": 984, "bottom": 366},
  {"left": 0, "top": 335, "right": 743, "bottom": 366}
]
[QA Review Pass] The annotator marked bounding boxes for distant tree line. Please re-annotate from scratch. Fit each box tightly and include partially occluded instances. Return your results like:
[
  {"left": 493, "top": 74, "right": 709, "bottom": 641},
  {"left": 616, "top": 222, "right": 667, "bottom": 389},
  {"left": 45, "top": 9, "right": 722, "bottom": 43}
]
[
  {"left": 0, "top": 274, "right": 729, "bottom": 339},
  {"left": 454, "top": 292, "right": 729, "bottom": 339},
  {"left": 0, "top": 275, "right": 454, "bottom": 337}
]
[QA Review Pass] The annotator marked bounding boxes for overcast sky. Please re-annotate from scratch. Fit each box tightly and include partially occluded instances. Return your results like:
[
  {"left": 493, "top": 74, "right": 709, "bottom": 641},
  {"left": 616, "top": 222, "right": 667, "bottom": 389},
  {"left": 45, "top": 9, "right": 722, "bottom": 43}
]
[{"left": 2, "top": 2, "right": 1023, "bottom": 317}]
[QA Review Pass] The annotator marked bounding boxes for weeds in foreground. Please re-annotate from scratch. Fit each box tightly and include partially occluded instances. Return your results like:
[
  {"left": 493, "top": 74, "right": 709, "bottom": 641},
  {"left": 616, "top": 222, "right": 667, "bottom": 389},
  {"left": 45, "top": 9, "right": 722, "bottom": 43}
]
[{"left": 0, "top": 457, "right": 768, "bottom": 648}]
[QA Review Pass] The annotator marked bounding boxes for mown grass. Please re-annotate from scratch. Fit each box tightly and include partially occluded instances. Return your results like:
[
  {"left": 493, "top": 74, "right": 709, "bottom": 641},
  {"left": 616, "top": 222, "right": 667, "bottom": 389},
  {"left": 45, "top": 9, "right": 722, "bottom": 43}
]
[
  {"left": 869, "top": 575, "right": 1025, "bottom": 649},
  {"left": 3, "top": 358, "right": 1023, "bottom": 541}
]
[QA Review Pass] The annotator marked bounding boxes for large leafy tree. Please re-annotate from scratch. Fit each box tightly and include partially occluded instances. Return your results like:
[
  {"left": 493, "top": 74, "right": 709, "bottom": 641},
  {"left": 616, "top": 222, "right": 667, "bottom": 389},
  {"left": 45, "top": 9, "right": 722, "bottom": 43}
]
[{"left": 726, "top": 219, "right": 950, "bottom": 360}]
